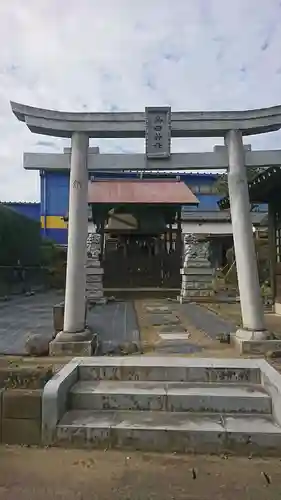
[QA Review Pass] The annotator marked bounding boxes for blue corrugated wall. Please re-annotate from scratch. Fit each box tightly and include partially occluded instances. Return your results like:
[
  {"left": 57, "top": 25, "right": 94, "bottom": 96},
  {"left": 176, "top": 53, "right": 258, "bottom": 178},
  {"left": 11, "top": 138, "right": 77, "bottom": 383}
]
[
  {"left": 4, "top": 170, "right": 267, "bottom": 247},
  {"left": 37, "top": 170, "right": 267, "bottom": 245},
  {"left": 40, "top": 171, "right": 69, "bottom": 244},
  {"left": 39, "top": 171, "right": 222, "bottom": 245}
]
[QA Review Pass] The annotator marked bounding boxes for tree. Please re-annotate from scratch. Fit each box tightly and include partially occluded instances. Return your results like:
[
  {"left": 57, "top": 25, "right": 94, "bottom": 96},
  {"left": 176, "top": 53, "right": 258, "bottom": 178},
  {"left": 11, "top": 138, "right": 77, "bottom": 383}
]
[
  {"left": 0, "top": 205, "right": 42, "bottom": 265},
  {"left": 214, "top": 167, "right": 268, "bottom": 197}
]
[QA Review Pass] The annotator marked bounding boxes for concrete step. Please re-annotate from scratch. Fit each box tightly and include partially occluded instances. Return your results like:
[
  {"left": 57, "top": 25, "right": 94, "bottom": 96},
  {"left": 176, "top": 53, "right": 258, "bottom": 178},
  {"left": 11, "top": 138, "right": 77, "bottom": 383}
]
[
  {"left": 78, "top": 357, "right": 261, "bottom": 384},
  {"left": 56, "top": 409, "right": 281, "bottom": 454},
  {"left": 70, "top": 380, "right": 271, "bottom": 414}
]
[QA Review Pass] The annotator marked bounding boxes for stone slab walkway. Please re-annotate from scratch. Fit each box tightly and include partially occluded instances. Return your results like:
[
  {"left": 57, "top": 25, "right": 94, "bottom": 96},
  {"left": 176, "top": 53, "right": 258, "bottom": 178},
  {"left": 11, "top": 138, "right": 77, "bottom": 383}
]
[
  {"left": 138, "top": 300, "right": 204, "bottom": 355},
  {"left": 88, "top": 301, "right": 140, "bottom": 354},
  {"left": 0, "top": 291, "right": 63, "bottom": 355},
  {"left": 135, "top": 299, "right": 239, "bottom": 357},
  {"left": 0, "top": 293, "right": 236, "bottom": 357},
  {"left": 0, "top": 292, "right": 140, "bottom": 356},
  {"left": 180, "top": 302, "right": 235, "bottom": 339}
]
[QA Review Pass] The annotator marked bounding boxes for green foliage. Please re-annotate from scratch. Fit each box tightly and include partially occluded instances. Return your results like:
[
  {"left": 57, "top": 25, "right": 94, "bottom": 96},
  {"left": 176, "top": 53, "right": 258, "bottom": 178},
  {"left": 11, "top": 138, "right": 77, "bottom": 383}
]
[
  {"left": 225, "top": 238, "right": 270, "bottom": 286},
  {"left": 0, "top": 206, "right": 42, "bottom": 265},
  {"left": 214, "top": 167, "right": 268, "bottom": 196},
  {"left": 0, "top": 206, "right": 68, "bottom": 292},
  {"left": 40, "top": 239, "right": 67, "bottom": 289},
  {"left": 214, "top": 173, "right": 228, "bottom": 196},
  {"left": 39, "top": 238, "right": 60, "bottom": 266}
]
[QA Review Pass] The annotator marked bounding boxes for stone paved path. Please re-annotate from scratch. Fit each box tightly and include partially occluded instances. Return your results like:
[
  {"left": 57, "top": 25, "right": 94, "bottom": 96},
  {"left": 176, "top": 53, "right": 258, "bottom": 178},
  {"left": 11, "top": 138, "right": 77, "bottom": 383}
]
[
  {"left": 141, "top": 301, "right": 204, "bottom": 354},
  {"left": 135, "top": 299, "right": 238, "bottom": 355},
  {"left": 0, "top": 291, "right": 63, "bottom": 355},
  {"left": 88, "top": 301, "right": 140, "bottom": 353},
  {"left": 0, "top": 292, "right": 236, "bottom": 356},
  {"left": 0, "top": 293, "right": 140, "bottom": 356},
  {"left": 180, "top": 302, "right": 235, "bottom": 339}
]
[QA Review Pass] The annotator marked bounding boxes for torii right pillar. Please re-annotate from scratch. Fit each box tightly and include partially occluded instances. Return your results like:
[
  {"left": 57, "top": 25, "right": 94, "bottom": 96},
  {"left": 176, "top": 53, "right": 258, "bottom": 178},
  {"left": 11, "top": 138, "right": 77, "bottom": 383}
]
[{"left": 225, "top": 130, "right": 268, "bottom": 349}]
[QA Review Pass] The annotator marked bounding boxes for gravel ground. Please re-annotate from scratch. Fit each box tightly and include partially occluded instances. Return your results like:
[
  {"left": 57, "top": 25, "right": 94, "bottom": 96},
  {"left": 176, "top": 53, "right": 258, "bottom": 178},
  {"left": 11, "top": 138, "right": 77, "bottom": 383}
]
[{"left": 0, "top": 446, "right": 281, "bottom": 500}]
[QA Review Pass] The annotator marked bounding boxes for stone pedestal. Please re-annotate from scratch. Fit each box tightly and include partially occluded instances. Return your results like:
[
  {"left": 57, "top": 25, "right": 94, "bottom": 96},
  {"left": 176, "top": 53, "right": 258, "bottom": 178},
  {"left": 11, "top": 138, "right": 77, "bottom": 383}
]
[
  {"left": 86, "top": 233, "right": 105, "bottom": 304},
  {"left": 180, "top": 259, "right": 214, "bottom": 299},
  {"left": 49, "top": 329, "right": 96, "bottom": 356},
  {"left": 180, "top": 235, "right": 214, "bottom": 301}
]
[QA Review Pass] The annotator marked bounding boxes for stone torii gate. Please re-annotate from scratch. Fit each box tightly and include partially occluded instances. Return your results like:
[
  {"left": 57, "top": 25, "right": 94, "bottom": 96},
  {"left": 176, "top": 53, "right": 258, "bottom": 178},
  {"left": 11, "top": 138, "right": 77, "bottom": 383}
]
[{"left": 10, "top": 101, "right": 281, "bottom": 354}]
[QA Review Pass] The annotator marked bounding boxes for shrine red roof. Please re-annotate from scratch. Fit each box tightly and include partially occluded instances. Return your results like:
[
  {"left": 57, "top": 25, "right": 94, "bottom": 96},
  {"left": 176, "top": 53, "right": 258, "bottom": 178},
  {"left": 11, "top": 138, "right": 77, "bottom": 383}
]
[{"left": 88, "top": 179, "right": 198, "bottom": 205}]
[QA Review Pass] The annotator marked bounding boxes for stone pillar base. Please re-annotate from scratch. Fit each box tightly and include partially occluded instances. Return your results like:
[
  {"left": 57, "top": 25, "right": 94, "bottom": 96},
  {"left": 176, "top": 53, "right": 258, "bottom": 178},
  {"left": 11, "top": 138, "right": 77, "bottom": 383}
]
[
  {"left": 235, "top": 328, "right": 269, "bottom": 341},
  {"left": 181, "top": 289, "right": 214, "bottom": 299},
  {"left": 234, "top": 336, "right": 281, "bottom": 355},
  {"left": 180, "top": 266, "right": 214, "bottom": 300},
  {"left": 233, "top": 328, "right": 270, "bottom": 354},
  {"left": 49, "top": 329, "right": 96, "bottom": 357}
]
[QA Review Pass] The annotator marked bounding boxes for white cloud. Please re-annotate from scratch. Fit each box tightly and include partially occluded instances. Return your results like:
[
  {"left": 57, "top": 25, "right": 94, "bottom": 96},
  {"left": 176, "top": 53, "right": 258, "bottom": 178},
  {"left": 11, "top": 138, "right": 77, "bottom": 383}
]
[{"left": 0, "top": 0, "right": 280, "bottom": 200}]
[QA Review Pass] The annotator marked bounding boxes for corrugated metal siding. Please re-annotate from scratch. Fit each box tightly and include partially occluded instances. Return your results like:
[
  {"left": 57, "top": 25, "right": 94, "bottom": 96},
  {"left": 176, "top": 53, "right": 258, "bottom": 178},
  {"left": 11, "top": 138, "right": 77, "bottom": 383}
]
[
  {"left": 41, "top": 171, "right": 218, "bottom": 245},
  {"left": 196, "top": 194, "right": 222, "bottom": 210},
  {"left": 182, "top": 194, "right": 222, "bottom": 214},
  {"left": 40, "top": 171, "right": 69, "bottom": 242},
  {"left": 45, "top": 228, "right": 68, "bottom": 245},
  {"left": 42, "top": 171, "right": 257, "bottom": 245},
  {"left": 44, "top": 171, "right": 217, "bottom": 216},
  {"left": 46, "top": 171, "right": 69, "bottom": 216}
]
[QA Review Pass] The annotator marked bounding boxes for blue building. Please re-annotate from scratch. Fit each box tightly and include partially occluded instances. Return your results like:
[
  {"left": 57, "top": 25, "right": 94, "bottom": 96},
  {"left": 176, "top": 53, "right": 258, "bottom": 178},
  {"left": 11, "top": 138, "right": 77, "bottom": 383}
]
[
  {"left": 39, "top": 170, "right": 222, "bottom": 245},
  {"left": 6, "top": 170, "right": 267, "bottom": 260}
]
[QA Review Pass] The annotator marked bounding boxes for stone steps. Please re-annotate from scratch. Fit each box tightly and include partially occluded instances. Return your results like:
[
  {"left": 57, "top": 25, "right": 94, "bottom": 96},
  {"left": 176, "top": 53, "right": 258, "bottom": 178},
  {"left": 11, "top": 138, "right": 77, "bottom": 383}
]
[
  {"left": 42, "top": 357, "right": 281, "bottom": 453},
  {"left": 56, "top": 409, "right": 281, "bottom": 453},
  {"left": 69, "top": 380, "right": 271, "bottom": 414},
  {"left": 77, "top": 357, "right": 261, "bottom": 384}
]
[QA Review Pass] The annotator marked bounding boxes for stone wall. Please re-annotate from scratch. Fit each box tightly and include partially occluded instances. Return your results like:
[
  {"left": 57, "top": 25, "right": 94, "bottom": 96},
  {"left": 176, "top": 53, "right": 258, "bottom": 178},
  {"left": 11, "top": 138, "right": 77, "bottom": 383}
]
[
  {"left": 180, "top": 234, "right": 214, "bottom": 300},
  {"left": 1, "top": 389, "right": 42, "bottom": 445},
  {"left": 86, "top": 232, "right": 105, "bottom": 304},
  {"left": 0, "top": 364, "right": 52, "bottom": 445}
]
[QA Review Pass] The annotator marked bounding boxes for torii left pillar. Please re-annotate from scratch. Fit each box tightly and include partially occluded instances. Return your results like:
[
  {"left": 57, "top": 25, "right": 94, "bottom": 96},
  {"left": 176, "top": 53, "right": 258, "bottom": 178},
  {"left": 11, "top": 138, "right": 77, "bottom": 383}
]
[{"left": 49, "top": 132, "right": 94, "bottom": 356}]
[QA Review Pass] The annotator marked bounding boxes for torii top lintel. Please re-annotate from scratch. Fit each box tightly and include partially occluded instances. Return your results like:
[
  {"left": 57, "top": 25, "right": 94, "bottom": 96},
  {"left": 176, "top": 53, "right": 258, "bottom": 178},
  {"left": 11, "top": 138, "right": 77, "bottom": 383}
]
[{"left": 10, "top": 101, "right": 281, "bottom": 139}]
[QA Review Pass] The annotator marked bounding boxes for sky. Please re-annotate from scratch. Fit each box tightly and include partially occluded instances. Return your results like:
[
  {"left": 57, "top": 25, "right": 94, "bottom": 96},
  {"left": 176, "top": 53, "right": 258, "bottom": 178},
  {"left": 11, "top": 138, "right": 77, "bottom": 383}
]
[{"left": 0, "top": 0, "right": 281, "bottom": 201}]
